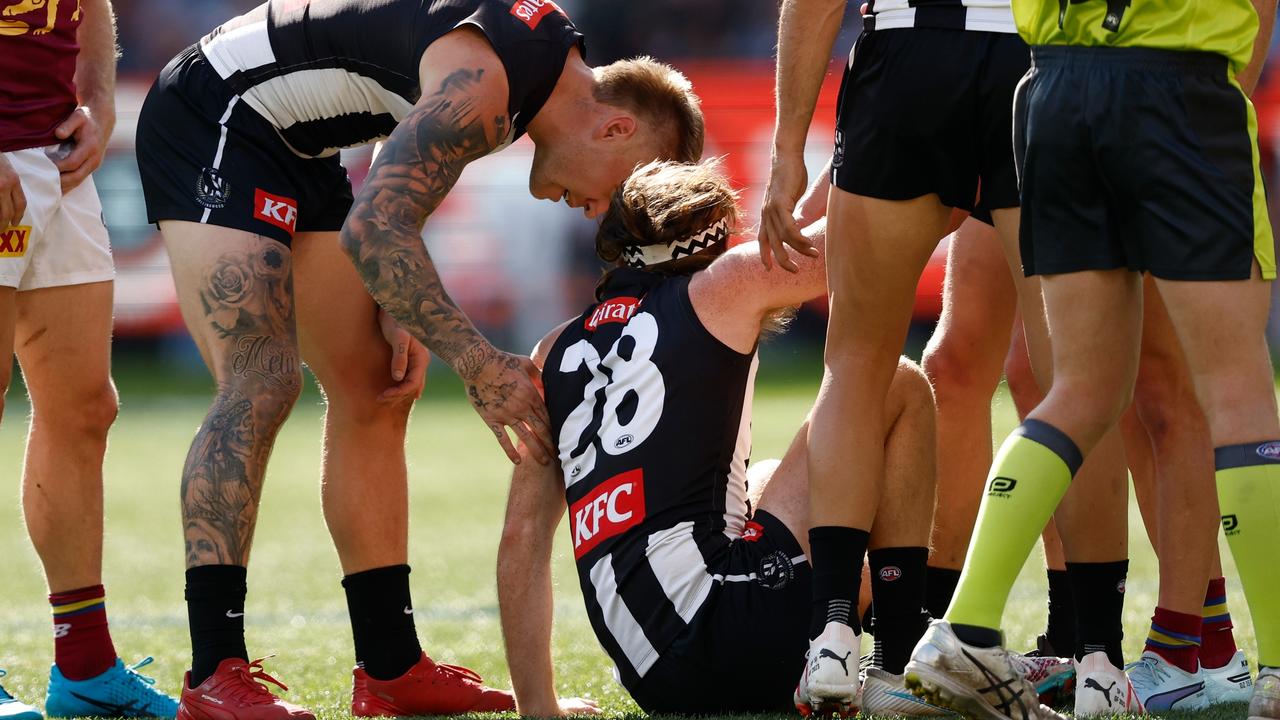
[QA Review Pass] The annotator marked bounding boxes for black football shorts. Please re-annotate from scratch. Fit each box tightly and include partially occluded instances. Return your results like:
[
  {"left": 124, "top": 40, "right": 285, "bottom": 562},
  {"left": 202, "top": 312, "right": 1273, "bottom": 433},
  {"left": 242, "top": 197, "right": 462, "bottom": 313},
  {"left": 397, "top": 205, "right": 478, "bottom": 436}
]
[{"left": 136, "top": 45, "right": 354, "bottom": 248}]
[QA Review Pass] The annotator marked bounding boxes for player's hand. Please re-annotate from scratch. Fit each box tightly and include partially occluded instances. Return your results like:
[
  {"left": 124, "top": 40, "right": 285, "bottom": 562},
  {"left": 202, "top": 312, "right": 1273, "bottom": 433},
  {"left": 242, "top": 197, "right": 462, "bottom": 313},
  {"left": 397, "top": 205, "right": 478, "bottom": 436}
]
[
  {"left": 52, "top": 105, "right": 110, "bottom": 194},
  {"left": 462, "top": 343, "right": 554, "bottom": 465},
  {"left": 555, "top": 698, "right": 601, "bottom": 716},
  {"left": 759, "top": 150, "right": 818, "bottom": 273},
  {"left": 377, "top": 307, "right": 429, "bottom": 402},
  {"left": 0, "top": 154, "right": 26, "bottom": 228}
]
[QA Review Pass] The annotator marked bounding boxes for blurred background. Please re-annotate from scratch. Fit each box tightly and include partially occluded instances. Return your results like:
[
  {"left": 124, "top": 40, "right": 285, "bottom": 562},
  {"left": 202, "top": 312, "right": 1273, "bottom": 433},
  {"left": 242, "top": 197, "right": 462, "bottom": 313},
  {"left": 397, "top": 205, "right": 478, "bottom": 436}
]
[{"left": 37, "top": 0, "right": 1280, "bottom": 383}]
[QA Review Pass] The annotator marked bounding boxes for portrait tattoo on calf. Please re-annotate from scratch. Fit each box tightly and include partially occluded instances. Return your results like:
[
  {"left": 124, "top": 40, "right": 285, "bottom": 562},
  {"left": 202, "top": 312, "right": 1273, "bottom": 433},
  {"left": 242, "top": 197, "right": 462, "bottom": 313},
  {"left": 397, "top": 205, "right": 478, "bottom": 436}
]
[{"left": 183, "top": 240, "right": 300, "bottom": 567}]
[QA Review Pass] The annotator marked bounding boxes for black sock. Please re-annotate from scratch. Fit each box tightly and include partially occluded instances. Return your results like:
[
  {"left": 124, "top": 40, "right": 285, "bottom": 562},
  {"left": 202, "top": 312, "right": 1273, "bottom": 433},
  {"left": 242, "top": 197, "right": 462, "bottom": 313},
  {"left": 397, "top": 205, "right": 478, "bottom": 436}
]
[
  {"left": 186, "top": 565, "right": 249, "bottom": 687},
  {"left": 342, "top": 564, "right": 423, "bottom": 680},
  {"left": 1066, "top": 560, "right": 1127, "bottom": 668},
  {"left": 925, "top": 566, "right": 961, "bottom": 620},
  {"left": 1045, "top": 568, "right": 1076, "bottom": 656},
  {"left": 808, "top": 526, "right": 870, "bottom": 639},
  {"left": 869, "top": 547, "right": 929, "bottom": 674}
]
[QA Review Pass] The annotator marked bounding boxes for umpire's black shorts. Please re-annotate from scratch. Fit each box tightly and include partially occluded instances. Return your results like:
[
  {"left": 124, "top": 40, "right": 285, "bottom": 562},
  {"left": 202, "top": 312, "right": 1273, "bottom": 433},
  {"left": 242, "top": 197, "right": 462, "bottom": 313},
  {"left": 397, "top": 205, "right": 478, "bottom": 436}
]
[
  {"left": 1016, "top": 46, "right": 1275, "bottom": 280},
  {"left": 832, "top": 28, "right": 1030, "bottom": 221}
]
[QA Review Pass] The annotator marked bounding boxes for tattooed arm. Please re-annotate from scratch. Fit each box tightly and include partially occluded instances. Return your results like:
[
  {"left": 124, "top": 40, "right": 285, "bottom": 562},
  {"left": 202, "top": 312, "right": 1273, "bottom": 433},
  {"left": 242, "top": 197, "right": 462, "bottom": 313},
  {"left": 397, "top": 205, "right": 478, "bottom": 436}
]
[{"left": 341, "top": 29, "right": 552, "bottom": 464}]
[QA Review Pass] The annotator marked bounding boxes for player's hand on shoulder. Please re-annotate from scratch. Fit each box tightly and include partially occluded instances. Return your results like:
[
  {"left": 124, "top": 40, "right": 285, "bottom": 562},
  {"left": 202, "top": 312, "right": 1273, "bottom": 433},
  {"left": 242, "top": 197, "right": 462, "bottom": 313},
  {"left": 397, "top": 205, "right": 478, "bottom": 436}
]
[
  {"left": 377, "top": 308, "right": 430, "bottom": 403},
  {"left": 462, "top": 343, "right": 554, "bottom": 466},
  {"left": 759, "top": 150, "right": 818, "bottom": 272},
  {"left": 0, "top": 154, "right": 26, "bottom": 228},
  {"left": 52, "top": 104, "right": 111, "bottom": 194}
]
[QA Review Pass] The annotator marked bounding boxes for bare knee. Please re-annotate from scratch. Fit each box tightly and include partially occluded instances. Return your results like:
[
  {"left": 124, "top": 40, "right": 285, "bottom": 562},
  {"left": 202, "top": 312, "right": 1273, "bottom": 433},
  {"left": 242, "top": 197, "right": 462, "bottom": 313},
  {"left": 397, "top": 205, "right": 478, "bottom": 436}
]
[
  {"left": 31, "top": 381, "right": 118, "bottom": 441},
  {"left": 1003, "top": 341, "right": 1041, "bottom": 414},
  {"left": 320, "top": 372, "right": 414, "bottom": 427},
  {"left": 888, "top": 358, "right": 935, "bottom": 423},
  {"left": 1133, "top": 360, "right": 1205, "bottom": 452},
  {"left": 923, "top": 331, "right": 1001, "bottom": 406}
]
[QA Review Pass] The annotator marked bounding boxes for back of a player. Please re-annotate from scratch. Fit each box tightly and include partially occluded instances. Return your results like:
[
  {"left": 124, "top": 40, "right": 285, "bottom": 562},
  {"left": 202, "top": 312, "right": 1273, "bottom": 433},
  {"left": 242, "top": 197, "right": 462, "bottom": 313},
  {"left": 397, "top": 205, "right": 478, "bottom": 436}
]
[{"left": 543, "top": 268, "right": 811, "bottom": 713}]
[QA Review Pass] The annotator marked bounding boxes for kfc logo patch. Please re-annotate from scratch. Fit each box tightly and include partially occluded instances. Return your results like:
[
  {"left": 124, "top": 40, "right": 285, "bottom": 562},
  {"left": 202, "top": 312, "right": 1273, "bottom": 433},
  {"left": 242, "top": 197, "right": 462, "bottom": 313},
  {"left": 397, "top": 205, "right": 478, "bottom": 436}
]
[
  {"left": 254, "top": 189, "right": 298, "bottom": 235},
  {"left": 510, "top": 0, "right": 561, "bottom": 29},
  {"left": 585, "top": 296, "right": 639, "bottom": 331},
  {"left": 0, "top": 226, "right": 30, "bottom": 257},
  {"left": 570, "top": 469, "right": 645, "bottom": 558}
]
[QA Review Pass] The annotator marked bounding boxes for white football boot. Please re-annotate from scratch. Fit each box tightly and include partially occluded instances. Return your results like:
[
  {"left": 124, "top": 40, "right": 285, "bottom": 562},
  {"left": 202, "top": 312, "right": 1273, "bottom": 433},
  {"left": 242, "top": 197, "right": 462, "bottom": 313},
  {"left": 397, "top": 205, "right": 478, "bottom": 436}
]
[
  {"left": 904, "top": 621, "right": 1065, "bottom": 720},
  {"left": 1249, "top": 667, "right": 1280, "bottom": 720},
  {"left": 1122, "top": 651, "right": 1205, "bottom": 712},
  {"left": 1202, "top": 650, "right": 1254, "bottom": 705},
  {"left": 1009, "top": 651, "right": 1075, "bottom": 705},
  {"left": 861, "top": 668, "right": 952, "bottom": 716},
  {"left": 795, "top": 623, "right": 860, "bottom": 717},
  {"left": 1073, "top": 651, "right": 1145, "bottom": 716}
]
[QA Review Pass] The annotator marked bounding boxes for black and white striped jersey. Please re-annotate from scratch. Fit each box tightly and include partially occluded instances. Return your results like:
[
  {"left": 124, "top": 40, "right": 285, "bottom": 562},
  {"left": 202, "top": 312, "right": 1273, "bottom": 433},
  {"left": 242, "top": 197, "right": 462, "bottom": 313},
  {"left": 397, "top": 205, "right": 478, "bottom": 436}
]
[
  {"left": 543, "top": 268, "right": 757, "bottom": 689},
  {"left": 864, "top": 0, "right": 1015, "bottom": 33},
  {"left": 197, "top": 0, "right": 583, "bottom": 158}
]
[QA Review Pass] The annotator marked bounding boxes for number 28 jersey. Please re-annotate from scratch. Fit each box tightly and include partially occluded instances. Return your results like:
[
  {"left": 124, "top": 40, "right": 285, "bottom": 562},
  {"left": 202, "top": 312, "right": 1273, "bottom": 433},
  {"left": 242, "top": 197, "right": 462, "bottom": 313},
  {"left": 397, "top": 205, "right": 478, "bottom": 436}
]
[{"left": 543, "top": 268, "right": 758, "bottom": 686}]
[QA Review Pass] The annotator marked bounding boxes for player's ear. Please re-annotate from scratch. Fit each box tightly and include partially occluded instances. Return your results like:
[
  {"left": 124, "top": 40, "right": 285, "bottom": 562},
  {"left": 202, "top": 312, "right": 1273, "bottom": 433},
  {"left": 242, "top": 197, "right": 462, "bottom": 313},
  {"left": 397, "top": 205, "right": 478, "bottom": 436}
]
[{"left": 595, "top": 113, "right": 637, "bottom": 143}]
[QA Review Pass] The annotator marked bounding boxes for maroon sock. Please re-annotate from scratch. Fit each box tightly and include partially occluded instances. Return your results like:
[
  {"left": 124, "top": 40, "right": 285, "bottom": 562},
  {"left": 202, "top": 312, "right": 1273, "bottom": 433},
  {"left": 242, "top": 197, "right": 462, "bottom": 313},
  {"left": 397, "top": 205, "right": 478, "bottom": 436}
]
[
  {"left": 50, "top": 585, "right": 117, "bottom": 680},
  {"left": 1201, "top": 577, "right": 1239, "bottom": 669},
  {"left": 1145, "top": 606, "right": 1201, "bottom": 674}
]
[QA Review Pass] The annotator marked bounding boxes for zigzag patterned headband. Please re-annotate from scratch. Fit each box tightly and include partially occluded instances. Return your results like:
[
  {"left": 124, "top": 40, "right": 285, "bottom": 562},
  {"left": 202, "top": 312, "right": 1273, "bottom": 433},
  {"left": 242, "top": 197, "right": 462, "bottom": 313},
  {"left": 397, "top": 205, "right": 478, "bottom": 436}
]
[{"left": 622, "top": 217, "right": 731, "bottom": 269}]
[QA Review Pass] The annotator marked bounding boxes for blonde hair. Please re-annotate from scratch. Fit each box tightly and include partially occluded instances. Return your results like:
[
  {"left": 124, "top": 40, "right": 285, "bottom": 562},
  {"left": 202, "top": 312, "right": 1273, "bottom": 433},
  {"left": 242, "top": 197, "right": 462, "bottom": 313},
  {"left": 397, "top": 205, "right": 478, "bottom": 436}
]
[{"left": 593, "top": 57, "right": 705, "bottom": 164}]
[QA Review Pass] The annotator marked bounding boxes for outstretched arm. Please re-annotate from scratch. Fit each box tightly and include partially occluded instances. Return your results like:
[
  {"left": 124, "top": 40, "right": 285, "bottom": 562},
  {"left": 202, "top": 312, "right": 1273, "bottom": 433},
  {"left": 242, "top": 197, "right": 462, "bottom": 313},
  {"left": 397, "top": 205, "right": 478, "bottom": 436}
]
[
  {"left": 341, "top": 29, "right": 551, "bottom": 464},
  {"left": 759, "top": 0, "right": 846, "bottom": 271}
]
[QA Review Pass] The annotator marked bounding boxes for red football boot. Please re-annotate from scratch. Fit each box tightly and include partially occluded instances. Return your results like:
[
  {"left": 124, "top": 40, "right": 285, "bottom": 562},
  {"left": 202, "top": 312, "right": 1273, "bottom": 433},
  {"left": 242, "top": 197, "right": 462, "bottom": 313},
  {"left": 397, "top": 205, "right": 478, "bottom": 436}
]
[
  {"left": 351, "top": 653, "right": 515, "bottom": 716},
  {"left": 178, "top": 658, "right": 314, "bottom": 720}
]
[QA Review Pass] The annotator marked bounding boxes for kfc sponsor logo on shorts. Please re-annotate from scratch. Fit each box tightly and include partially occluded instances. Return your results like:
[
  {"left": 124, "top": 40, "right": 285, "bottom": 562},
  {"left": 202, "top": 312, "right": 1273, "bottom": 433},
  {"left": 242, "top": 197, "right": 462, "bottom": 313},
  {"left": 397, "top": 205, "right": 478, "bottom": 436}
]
[
  {"left": 570, "top": 469, "right": 645, "bottom": 558},
  {"left": 741, "top": 520, "right": 765, "bottom": 543},
  {"left": 1256, "top": 441, "right": 1280, "bottom": 461},
  {"left": 879, "top": 566, "right": 901, "bottom": 582},
  {"left": 196, "top": 167, "right": 231, "bottom": 209},
  {"left": 585, "top": 296, "right": 639, "bottom": 331},
  {"left": 0, "top": 226, "right": 30, "bottom": 257},
  {"left": 510, "top": 0, "right": 561, "bottom": 29},
  {"left": 254, "top": 189, "right": 298, "bottom": 235}
]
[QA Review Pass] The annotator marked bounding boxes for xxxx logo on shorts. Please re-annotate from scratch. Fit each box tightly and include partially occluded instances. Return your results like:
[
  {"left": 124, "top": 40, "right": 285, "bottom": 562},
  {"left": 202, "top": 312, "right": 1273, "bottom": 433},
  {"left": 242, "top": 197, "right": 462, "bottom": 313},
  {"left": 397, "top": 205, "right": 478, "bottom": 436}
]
[{"left": 0, "top": 226, "right": 31, "bottom": 257}]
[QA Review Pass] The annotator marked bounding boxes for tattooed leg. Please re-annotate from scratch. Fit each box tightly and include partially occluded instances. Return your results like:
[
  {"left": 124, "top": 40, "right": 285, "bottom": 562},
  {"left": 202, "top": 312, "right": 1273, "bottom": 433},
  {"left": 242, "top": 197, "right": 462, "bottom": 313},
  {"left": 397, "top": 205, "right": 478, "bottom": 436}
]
[
  {"left": 294, "top": 230, "right": 412, "bottom": 575},
  {"left": 160, "top": 222, "right": 302, "bottom": 568}
]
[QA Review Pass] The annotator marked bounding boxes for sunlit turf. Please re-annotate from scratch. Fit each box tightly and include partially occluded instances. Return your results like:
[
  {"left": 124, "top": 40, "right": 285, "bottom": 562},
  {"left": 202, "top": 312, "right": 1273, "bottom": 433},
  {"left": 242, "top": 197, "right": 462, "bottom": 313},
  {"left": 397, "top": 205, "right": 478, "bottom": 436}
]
[{"left": 0, "top": 354, "right": 1259, "bottom": 720}]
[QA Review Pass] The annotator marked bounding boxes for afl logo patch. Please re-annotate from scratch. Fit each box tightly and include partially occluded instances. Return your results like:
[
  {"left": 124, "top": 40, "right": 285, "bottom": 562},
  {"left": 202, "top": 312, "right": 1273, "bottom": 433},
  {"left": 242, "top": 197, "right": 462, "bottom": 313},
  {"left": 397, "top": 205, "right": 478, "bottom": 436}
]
[
  {"left": 196, "top": 168, "right": 231, "bottom": 210},
  {"left": 1257, "top": 442, "right": 1280, "bottom": 461},
  {"left": 878, "top": 566, "right": 901, "bottom": 582},
  {"left": 757, "top": 550, "right": 794, "bottom": 591}
]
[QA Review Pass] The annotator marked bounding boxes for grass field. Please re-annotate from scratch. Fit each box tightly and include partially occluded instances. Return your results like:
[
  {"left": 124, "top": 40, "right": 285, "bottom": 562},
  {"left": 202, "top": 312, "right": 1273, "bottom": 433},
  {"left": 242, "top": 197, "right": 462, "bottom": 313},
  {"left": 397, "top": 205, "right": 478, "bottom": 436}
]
[{"left": 0, "top": 353, "right": 1259, "bottom": 720}]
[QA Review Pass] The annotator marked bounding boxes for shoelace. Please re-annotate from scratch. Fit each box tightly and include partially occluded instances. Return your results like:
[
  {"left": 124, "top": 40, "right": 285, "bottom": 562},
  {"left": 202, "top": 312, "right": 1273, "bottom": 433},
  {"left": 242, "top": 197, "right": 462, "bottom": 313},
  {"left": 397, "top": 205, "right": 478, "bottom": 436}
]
[
  {"left": 226, "top": 658, "right": 289, "bottom": 702},
  {"left": 1125, "top": 656, "right": 1169, "bottom": 690},
  {"left": 436, "top": 664, "right": 483, "bottom": 685},
  {"left": 125, "top": 657, "right": 159, "bottom": 686}
]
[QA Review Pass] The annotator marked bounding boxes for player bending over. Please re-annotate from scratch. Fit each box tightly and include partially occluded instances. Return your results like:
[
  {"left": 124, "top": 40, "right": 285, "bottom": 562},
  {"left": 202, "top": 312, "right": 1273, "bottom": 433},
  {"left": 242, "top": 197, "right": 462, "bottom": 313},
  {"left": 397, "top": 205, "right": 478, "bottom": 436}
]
[
  {"left": 496, "top": 160, "right": 940, "bottom": 715},
  {"left": 134, "top": 2, "right": 703, "bottom": 718}
]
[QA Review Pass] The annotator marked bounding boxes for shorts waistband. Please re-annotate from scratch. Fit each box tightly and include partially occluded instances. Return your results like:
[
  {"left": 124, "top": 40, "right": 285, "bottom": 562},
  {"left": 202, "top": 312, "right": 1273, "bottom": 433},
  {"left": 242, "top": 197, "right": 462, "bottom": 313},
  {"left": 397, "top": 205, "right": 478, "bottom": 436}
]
[{"left": 1030, "top": 45, "right": 1228, "bottom": 74}]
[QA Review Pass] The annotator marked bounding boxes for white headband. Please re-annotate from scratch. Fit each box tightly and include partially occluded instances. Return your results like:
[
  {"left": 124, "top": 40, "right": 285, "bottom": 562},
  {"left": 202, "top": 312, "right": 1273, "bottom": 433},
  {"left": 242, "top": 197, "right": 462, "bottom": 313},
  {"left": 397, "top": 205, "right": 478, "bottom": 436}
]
[{"left": 621, "top": 217, "right": 731, "bottom": 269}]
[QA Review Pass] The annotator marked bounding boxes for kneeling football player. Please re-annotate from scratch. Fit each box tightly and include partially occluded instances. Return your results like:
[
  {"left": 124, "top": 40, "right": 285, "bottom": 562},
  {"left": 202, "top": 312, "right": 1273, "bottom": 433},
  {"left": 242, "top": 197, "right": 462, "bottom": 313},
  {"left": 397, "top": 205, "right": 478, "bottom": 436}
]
[{"left": 495, "top": 160, "right": 941, "bottom": 715}]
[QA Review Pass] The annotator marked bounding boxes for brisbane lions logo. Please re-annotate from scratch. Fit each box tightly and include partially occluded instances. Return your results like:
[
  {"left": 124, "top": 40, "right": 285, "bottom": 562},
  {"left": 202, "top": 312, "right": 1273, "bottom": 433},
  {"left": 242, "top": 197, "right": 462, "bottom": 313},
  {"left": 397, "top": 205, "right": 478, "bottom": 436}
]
[{"left": 0, "top": 0, "right": 79, "bottom": 36}]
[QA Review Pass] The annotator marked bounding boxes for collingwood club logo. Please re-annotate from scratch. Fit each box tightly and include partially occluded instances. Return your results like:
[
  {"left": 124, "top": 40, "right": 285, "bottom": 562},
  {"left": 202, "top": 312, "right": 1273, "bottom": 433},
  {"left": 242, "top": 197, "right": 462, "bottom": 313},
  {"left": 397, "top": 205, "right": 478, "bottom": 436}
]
[
  {"left": 988, "top": 476, "right": 1016, "bottom": 498},
  {"left": 196, "top": 167, "right": 231, "bottom": 210}
]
